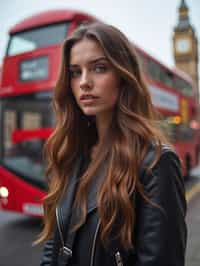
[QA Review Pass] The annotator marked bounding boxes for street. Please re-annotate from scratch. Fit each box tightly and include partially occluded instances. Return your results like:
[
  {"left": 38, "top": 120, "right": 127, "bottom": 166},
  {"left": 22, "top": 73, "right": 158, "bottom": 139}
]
[
  {"left": 0, "top": 212, "right": 43, "bottom": 266},
  {"left": 0, "top": 175, "right": 200, "bottom": 266}
]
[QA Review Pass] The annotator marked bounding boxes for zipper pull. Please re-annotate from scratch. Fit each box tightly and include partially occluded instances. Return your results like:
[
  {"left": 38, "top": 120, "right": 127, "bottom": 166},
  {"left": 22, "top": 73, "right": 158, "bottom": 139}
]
[
  {"left": 58, "top": 246, "right": 72, "bottom": 266},
  {"left": 115, "top": 251, "right": 124, "bottom": 266}
]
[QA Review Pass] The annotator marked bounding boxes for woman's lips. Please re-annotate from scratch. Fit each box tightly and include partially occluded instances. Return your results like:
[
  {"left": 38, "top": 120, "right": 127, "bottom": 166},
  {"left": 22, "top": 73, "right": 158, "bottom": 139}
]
[{"left": 80, "top": 94, "right": 99, "bottom": 104}]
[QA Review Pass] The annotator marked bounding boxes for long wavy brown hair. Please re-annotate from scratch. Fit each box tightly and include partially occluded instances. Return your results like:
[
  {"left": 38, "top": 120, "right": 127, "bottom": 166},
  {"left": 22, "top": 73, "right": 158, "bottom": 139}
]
[{"left": 37, "top": 22, "right": 168, "bottom": 249}]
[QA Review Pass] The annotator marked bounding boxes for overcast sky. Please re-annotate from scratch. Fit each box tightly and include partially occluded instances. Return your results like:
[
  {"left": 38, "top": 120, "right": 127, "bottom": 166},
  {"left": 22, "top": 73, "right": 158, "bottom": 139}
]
[{"left": 0, "top": 0, "right": 199, "bottom": 72}]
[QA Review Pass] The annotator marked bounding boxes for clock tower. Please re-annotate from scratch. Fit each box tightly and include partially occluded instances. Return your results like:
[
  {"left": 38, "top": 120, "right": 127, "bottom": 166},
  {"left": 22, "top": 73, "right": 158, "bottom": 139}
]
[{"left": 173, "top": 0, "right": 199, "bottom": 96}]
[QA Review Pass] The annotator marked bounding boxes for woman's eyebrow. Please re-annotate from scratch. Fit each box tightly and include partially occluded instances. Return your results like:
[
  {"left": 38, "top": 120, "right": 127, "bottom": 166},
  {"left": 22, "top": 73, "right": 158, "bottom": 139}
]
[
  {"left": 88, "top": 57, "right": 108, "bottom": 64},
  {"left": 70, "top": 57, "right": 108, "bottom": 68}
]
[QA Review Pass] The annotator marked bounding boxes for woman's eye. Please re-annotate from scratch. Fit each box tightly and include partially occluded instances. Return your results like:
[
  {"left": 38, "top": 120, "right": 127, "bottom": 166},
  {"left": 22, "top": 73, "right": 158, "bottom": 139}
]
[
  {"left": 70, "top": 69, "right": 81, "bottom": 78},
  {"left": 94, "top": 64, "right": 107, "bottom": 73}
]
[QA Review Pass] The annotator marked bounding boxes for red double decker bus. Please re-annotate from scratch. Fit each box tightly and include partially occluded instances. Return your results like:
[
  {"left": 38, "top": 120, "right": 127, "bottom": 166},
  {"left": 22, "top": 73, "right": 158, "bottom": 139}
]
[
  {"left": 0, "top": 9, "right": 199, "bottom": 216},
  {"left": 135, "top": 46, "right": 200, "bottom": 177}
]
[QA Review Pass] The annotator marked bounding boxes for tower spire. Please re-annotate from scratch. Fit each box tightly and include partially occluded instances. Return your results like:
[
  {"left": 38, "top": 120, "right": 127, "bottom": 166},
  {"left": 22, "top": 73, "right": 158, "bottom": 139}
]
[
  {"left": 176, "top": 0, "right": 190, "bottom": 31},
  {"left": 180, "top": 0, "right": 187, "bottom": 9}
]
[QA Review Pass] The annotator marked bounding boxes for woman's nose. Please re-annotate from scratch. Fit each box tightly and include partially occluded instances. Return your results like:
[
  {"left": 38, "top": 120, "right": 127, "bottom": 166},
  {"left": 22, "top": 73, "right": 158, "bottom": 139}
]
[{"left": 79, "top": 71, "right": 93, "bottom": 90}]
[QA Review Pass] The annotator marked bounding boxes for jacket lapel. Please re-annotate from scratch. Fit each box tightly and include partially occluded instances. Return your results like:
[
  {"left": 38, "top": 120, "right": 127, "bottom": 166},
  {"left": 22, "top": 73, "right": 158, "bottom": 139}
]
[
  {"left": 57, "top": 156, "right": 107, "bottom": 237},
  {"left": 57, "top": 156, "right": 83, "bottom": 235}
]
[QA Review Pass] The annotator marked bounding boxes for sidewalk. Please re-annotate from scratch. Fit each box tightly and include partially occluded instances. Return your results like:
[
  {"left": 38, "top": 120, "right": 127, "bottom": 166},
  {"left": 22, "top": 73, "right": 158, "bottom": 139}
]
[{"left": 185, "top": 164, "right": 200, "bottom": 266}]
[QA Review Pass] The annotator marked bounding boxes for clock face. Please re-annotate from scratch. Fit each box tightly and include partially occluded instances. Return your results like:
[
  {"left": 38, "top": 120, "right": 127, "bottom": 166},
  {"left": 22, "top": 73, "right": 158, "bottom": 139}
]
[{"left": 176, "top": 38, "right": 190, "bottom": 53}]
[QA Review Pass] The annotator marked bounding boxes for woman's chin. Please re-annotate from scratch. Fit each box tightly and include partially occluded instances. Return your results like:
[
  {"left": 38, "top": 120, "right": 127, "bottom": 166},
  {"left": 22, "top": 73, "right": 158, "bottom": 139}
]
[
  {"left": 81, "top": 107, "right": 99, "bottom": 116},
  {"left": 83, "top": 111, "right": 97, "bottom": 116}
]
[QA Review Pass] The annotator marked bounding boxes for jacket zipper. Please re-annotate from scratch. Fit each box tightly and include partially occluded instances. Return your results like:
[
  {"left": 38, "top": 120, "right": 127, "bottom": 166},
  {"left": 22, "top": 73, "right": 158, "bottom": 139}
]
[
  {"left": 56, "top": 207, "right": 73, "bottom": 261},
  {"left": 56, "top": 206, "right": 100, "bottom": 266},
  {"left": 90, "top": 220, "right": 101, "bottom": 266},
  {"left": 56, "top": 207, "right": 65, "bottom": 248},
  {"left": 115, "top": 251, "right": 124, "bottom": 266}
]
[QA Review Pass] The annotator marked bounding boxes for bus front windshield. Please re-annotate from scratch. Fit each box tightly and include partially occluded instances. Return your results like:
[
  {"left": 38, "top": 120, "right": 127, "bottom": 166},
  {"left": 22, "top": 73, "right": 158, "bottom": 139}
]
[
  {"left": 7, "top": 22, "right": 69, "bottom": 56},
  {"left": 0, "top": 92, "right": 54, "bottom": 190}
]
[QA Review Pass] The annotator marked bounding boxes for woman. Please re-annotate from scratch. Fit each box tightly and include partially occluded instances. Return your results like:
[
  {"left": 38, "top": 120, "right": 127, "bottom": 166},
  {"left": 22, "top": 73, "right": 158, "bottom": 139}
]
[{"left": 38, "top": 22, "right": 187, "bottom": 266}]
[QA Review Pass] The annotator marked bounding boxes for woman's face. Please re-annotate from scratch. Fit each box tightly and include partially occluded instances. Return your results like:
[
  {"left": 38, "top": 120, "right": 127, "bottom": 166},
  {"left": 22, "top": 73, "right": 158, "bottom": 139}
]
[{"left": 69, "top": 38, "right": 120, "bottom": 118}]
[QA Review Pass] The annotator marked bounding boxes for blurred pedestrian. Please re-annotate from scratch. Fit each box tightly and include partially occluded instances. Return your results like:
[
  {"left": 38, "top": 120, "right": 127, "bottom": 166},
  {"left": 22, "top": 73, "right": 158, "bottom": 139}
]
[{"left": 38, "top": 22, "right": 187, "bottom": 266}]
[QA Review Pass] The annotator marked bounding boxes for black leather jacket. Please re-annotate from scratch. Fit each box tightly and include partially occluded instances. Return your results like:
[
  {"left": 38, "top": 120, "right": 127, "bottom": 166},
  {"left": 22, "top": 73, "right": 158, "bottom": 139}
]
[{"left": 40, "top": 146, "right": 187, "bottom": 266}]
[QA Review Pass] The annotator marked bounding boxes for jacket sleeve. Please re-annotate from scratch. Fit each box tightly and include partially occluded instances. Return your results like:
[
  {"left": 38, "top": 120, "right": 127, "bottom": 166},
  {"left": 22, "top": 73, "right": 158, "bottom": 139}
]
[
  {"left": 134, "top": 151, "right": 187, "bottom": 266},
  {"left": 40, "top": 237, "right": 55, "bottom": 266}
]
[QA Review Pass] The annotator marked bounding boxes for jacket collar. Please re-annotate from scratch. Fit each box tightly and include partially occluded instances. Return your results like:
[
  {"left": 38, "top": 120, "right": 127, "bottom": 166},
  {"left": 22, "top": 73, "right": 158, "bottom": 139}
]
[{"left": 57, "top": 155, "right": 106, "bottom": 234}]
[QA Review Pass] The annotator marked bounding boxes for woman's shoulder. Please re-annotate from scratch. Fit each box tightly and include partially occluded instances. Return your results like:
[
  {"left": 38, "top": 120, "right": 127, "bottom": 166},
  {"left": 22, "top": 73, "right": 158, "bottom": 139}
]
[
  {"left": 143, "top": 142, "right": 178, "bottom": 167},
  {"left": 139, "top": 142, "right": 181, "bottom": 183}
]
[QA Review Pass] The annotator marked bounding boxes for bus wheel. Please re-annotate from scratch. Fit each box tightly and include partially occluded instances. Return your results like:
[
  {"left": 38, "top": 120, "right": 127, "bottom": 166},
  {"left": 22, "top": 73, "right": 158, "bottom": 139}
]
[{"left": 185, "top": 154, "right": 191, "bottom": 180}]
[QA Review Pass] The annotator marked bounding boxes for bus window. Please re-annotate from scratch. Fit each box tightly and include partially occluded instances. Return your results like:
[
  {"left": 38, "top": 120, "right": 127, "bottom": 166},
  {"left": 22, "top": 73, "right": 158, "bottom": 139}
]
[
  {"left": 1, "top": 92, "right": 54, "bottom": 190},
  {"left": 159, "top": 69, "right": 174, "bottom": 88},
  {"left": 147, "top": 59, "right": 161, "bottom": 82},
  {"left": 177, "top": 124, "right": 194, "bottom": 140},
  {"left": 161, "top": 117, "right": 195, "bottom": 142},
  {"left": 174, "top": 77, "right": 194, "bottom": 96},
  {"left": 7, "top": 22, "right": 69, "bottom": 56}
]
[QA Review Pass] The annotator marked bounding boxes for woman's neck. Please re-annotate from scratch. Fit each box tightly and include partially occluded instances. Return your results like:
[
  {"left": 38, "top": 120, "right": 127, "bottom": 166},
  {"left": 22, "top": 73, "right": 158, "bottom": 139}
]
[
  {"left": 90, "top": 111, "right": 113, "bottom": 159},
  {"left": 95, "top": 111, "right": 113, "bottom": 145}
]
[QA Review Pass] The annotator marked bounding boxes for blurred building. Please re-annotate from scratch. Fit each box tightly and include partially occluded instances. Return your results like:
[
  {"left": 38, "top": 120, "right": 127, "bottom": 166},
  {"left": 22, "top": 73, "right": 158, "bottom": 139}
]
[{"left": 173, "top": 0, "right": 199, "bottom": 99}]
